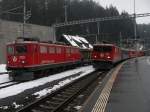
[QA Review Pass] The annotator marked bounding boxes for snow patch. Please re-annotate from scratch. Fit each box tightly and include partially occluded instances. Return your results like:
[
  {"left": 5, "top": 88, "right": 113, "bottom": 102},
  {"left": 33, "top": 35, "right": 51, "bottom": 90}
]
[
  {"left": 0, "top": 64, "right": 10, "bottom": 84},
  {"left": 12, "top": 102, "right": 23, "bottom": 109},
  {"left": 63, "top": 35, "right": 93, "bottom": 49},
  {"left": 34, "top": 78, "right": 74, "bottom": 98},
  {"left": 0, "top": 66, "right": 94, "bottom": 99},
  {"left": 0, "top": 64, "right": 7, "bottom": 73},
  {"left": 0, "top": 74, "right": 10, "bottom": 84},
  {"left": 0, "top": 106, "right": 9, "bottom": 110},
  {"left": 33, "top": 68, "right": 94, "bottom": 98},
  {"left": 64, "top": 35, "right": 79, "bottom": 47},
  {"left": 74, "top": 106, "right": 82, "bottom": 110}
]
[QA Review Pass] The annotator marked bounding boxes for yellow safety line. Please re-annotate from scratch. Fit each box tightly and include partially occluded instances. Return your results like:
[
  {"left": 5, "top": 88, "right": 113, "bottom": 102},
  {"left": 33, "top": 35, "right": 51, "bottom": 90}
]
[{"left": 92, "top": 63, "right": 124, "bottom": 112}]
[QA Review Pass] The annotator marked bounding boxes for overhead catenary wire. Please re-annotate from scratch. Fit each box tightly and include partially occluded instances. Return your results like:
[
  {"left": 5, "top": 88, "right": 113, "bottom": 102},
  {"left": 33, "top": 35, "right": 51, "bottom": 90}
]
[
  {"left": 53, "top": 13, "right": 150, "bottom": 28},
  {"left": 1, "top": 6, "right": 23, "bottom": 15}
]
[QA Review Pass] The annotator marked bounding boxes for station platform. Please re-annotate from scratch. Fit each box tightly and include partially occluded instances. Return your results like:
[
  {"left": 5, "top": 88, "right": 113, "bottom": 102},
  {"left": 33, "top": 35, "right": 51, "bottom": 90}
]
[{"left": 80, "top": 57, "right": 150, "bottom": 112}]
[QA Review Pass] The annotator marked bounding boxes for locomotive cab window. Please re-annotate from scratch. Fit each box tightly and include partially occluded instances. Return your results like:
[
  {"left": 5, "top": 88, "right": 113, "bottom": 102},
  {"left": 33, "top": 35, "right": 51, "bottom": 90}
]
[
  {"left": 66, "top": 48, "right": 70, "bottom": 54},
  {"left": 40, "top": 46, "right": 47, "bottom": 53},
  {"left": 71, "top": 48, "right": 74, "bottom": 54},
  {"left": 49, "top": 47, "right": 55, "bottom": 54},
  {"left": 16, "top": 45, "right": 27, "bottom": 54},
  {"left": 56, "top": 47, "right": 61, "bottom": 54},
  {"left": 7, "top": 46, "right": 14, "bottom": 55},
  {"left": 74, "top": 49, "right": 78, "bottom": 53},
  {"left": 94, "top": 46, "right": 112, "bottom": 52}
]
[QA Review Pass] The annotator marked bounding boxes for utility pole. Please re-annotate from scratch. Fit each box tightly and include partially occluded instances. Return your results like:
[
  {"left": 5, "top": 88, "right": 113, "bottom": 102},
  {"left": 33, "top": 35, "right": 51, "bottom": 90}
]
[
  {"left": 0, "top": 2, "right": 1, "bottom": 35},
  {"left": 45, "top": 0, "right": 48, "bottom": 25},
  {"left": 64, "top": 0, "right": 68, "bottom": 23},
  {"left": 120, "top": 32, "right": 122, "bottom": 47},
  {"left": 96, "top": 22, "right": 100, "bottom": 44},
  {"left": 64, "top": 5, "right": 68, "bottom": 23},
  {"left": 0, "top": 1, "right": 2, "bottom": 19},
  {"left": 133, "top": 0, "right": 137, "bottom": 40},
  {"left": 23, "top": 0, "right": 26, "bottom": 37}
]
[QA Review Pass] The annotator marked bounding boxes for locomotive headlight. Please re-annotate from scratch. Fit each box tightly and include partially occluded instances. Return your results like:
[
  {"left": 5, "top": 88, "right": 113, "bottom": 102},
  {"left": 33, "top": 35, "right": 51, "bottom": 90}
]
[
  {"left": 107, "top": 56, "right": 111, "bottom": 59},
  {"left": 21, "top": 60, "right": 25, "bottom": 64},
  {"left": 94, "top": 55, "right": 97, "bottom": 58}
]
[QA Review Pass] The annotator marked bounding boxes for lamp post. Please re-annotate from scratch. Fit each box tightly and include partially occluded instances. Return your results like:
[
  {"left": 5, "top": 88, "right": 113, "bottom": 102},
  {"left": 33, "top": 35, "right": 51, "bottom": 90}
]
[
  {"left": 64, "top": 5, "right": 67, "bottom": 23},
  {"left": 96, "top": 22, "right": 100, "bottom": 44},
  {"left": 23, "top": 0, "right": 26, "bottom": 38},
  {"left": 64, "top": 0, "right": 68, "bottom": 23},
  {"left": 133, "top": 0, "right": 137, "bottom": 40}
]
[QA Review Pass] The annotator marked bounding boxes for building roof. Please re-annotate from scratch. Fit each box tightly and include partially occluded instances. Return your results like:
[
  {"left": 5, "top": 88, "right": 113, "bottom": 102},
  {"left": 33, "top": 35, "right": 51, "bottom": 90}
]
[{"left": 63, "top": 34, "right": 93, "bottom": 49}]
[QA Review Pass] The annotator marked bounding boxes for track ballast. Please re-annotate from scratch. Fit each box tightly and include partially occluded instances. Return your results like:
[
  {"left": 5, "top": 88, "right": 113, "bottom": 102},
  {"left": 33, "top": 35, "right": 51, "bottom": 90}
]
[{"left": 16, "top": 70, "right": 106, "bottom": 112}]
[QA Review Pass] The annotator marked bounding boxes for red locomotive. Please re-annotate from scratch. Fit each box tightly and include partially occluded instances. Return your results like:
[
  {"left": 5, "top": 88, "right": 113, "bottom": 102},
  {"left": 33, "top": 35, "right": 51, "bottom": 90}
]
[
  {"left": 6, "top": 38, "right": 82, "bottom": 80},
  {"left": 91, "top": 44, "right": 122, "bottom": 69},
  {"left": 91, "top": 44, "right": 145, "bottom": 69}
]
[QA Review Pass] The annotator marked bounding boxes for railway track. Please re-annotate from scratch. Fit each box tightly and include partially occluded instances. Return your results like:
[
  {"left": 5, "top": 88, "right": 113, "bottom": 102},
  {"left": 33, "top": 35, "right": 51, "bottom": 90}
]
[
  {"left": 17, "top": 70, "right": 106, "bottom": 112},
  {"left": 0, "top": 72, "right": 10, "bottom": 75},
  {"left": 0, "top": 81, "right": 12, "bottom": 85},
  {"left": 0, "top": 81, "right": 20, "bottom": 89}
]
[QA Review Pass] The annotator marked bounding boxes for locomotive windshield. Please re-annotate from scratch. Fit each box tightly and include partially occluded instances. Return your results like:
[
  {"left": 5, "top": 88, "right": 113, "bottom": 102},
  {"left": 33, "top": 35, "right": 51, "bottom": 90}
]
[
  {"left": 16, "top": 45, "right": 27, "bottom": 54},
  {"left": 94, "top": 46, "right": 112, "bottom": 52},
  {"left": 7, "top": 46, "right": 14, "bottom": 55}
]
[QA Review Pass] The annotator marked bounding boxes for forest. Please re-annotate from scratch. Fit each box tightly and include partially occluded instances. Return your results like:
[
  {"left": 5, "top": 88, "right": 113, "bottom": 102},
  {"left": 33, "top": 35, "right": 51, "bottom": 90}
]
[{"left": 0, "top": 0, "right": 148, "bottom": 44}]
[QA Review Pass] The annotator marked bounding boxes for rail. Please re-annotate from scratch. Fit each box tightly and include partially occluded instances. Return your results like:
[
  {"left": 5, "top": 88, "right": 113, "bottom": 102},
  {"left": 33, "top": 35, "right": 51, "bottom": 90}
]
[
  {"left": 16, "top": 70, "right": 106, "bottom": 112},
  {"left": 0, "top": 72, "right": 10, "bottom": 75}
]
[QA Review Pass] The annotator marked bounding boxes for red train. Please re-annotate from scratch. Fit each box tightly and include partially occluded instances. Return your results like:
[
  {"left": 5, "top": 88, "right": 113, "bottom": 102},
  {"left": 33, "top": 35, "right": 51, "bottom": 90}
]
[
  {"left": 91, "top": 44, "right": 122, "bottom": 69},
  {"left": 91, "top": 44, "right": 144, "bottom": 69},
  {"left": 6, "top": 38, "right": 145, "bottom": 80},
  {"left": 6, "top": 38, "right": 82, "bottom": 80}
]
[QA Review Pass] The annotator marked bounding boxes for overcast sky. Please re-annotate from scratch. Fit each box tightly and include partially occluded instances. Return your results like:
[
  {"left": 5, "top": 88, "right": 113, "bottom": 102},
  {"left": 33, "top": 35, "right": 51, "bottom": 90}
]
[{"left": 94, "top": 0, "right": 150, "bottom": 24}]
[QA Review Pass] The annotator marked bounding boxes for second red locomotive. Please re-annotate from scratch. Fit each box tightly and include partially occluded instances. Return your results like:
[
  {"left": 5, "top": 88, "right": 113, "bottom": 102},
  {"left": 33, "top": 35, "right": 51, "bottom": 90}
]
[
  {"left": 91, "top": 44, "right": 144, "bottom": 69},
  {"left": 91, "top": 44, "right": 122, "bottom": 69}
]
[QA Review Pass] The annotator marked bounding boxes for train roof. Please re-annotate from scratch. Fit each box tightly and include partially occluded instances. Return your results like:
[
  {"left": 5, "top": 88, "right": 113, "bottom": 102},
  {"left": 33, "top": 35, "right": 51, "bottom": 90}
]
[
  {"left": 121, "top": 47, "right": 144, "bottom": 51},
  {"left": 6, "top": 41, "right": 38, "bottom": 45},
  {"left": 7, "top": 40, "right": 80, "bottom": 49},
  {"left": 93, "top": 43, "right": 116, "bottom": 47}
]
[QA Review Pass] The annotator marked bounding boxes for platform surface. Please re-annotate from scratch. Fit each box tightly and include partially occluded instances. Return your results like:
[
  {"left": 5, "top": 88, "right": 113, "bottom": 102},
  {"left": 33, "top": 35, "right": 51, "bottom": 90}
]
[{"left": 81, "top": 57, "right": 150, "bottom": 112}]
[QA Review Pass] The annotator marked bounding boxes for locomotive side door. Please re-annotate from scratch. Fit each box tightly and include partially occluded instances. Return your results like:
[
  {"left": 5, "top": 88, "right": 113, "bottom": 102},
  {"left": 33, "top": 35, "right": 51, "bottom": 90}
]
[{"left": 32, "top": 44, "right": 39, "bottom": 65}]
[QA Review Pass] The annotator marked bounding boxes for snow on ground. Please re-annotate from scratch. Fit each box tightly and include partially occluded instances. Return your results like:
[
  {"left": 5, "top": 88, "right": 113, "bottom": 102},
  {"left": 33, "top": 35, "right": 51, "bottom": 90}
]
[
  {"left": 74, "top": 106, "right": 82, "bottom": 110},
  {"left": 0, "top": 65, "right": 95, "bottom": 99},
  {"left": 0, "top": 82, "right": 15, "bottom": 88},
  {"left": 63, "top": 35, "right": 93, "bottom": 49},
  {"left": 0, "top": 64, "right": 10, "bottom": 84},
  {"left": 33, "top": 68, "right": 94, "bottom": 98},
  {"left": 12, "top": 102, "right": 23, "bottom": 109},
  {"left": 0, "top": 64, "right": 7, "bottom": 73},
  {"left": 64, "top": 35, "right": 79, "bottom": 47},
  {"left": 0, "top": 106, "right": 8, "bottom": 110},
  {"left": 0, "top": 74, "right": 10, "bottom": 84},
  {"left": 34, "top": 78, "right": 72, "bottom": 98}
]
